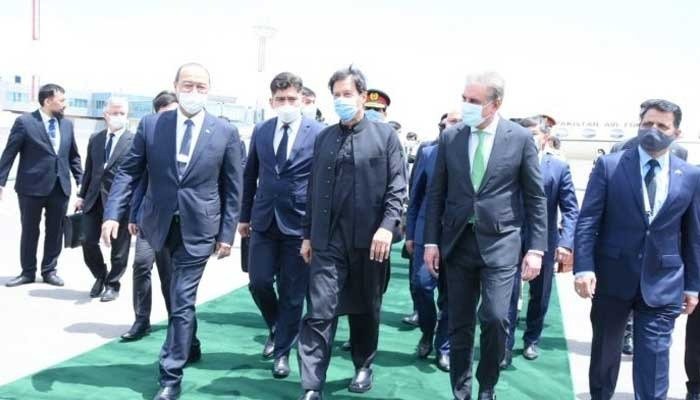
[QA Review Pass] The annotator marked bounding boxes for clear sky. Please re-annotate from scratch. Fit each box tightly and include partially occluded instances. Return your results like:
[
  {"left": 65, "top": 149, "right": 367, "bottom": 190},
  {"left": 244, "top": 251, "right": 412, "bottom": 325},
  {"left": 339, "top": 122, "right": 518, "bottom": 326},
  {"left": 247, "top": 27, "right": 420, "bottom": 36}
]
[{"left": 1, "top": 0, "right": 699, "bottom": 139}]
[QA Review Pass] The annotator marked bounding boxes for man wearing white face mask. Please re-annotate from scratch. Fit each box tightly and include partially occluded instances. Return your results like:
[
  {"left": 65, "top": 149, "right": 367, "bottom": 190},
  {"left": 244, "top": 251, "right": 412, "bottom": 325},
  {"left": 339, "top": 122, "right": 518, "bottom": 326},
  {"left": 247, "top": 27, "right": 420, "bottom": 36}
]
[
  {"left": 238, "top": 72, "right": 325, "bottom": 379},
  {"left": 75, "top": 97, "right": 134, "bottom": 302},
  {"left": 102, "top": 63, "right": 243, "bottom": 400}
]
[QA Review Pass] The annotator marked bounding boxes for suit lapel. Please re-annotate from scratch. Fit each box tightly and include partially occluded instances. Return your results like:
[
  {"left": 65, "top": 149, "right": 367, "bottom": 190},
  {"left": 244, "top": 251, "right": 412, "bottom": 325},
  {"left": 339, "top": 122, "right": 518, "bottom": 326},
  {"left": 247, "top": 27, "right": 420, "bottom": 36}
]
[
  {"left": 620, "top": 148, "right": 647, "bottom": 223},
  {"left": 264, "top": 118, "right": 279, "bottom": 169},
  {"left": 31, "top": 111, "right": 56, "bottom": 155},
  {"left": 652, "top": 154, "right": 683, "bottom": 223},
  {"left": 455, "top": 125, "right": 474, "bottom": 194},
  {"left": 94, "top": 130, "right": 107, "bottom": 167},
  {"left": 477, "top": 119, "right": 509, "bottom": 194},
  {"left": 58, "top": 118, "right": 71, "bottom": 156},
  {"left": 159, "top": 110, "right": 179, "bottom": 179},
  {"left": 181, "top": 113, "right": 216, "bottom": 181},
  {"left": 105, "top": 131, "right": 133, "bottom": 169}
]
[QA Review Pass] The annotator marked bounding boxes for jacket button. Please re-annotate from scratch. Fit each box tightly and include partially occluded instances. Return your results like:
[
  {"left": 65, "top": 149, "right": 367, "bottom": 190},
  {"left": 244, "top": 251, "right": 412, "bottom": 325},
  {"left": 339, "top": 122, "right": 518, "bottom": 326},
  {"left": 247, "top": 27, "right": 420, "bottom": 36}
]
[
  {"left": 645, "top": 230, "right": 650, "bottom": 236},
  {"left": 323, "top": 209, "right": 328, "bottom": 214},
  {"left": 327, "top": 166, "right": 332, "bottom": 170},
  {"left": 638, "top": 253, "right": 643, "bottom": 259},
  {"left": 326, "top": 180, "right": 331, "bottom": 184}
]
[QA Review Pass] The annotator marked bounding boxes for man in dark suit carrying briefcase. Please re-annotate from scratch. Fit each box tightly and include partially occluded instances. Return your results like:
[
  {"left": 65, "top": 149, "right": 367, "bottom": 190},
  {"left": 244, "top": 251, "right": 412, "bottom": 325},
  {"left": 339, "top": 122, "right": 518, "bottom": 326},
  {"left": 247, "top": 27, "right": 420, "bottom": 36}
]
[{"left": 75, "top": 97, "right": 135, "bottom": 302}]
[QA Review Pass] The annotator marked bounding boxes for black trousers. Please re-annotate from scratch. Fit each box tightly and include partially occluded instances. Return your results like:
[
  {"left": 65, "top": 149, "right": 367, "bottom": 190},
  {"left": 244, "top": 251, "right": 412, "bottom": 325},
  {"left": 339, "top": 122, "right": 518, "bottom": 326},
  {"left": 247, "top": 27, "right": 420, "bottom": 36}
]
[
  {"left": 17, "top": 181, "right": 68, "bottom": 277},
  {"left": 298, "top": 228, "right": 386, "bottom": 391},
  {"left": 81, "top": 199, "right": 130, "bottom": 290},
  {"left": 132, "top": 233, "right": 172, "bottom": 326},
  {"left": 687, "top": 306, "right": 700, "bottom": 394},
  {"left": 158, "top": 217, "right": 205, "bottom": 387},
  {"left": 248, "top": 219, "right": 308, "bottom": 358},
  {"left": 445, "top": 228, "right": 517, "bottom": 400}
]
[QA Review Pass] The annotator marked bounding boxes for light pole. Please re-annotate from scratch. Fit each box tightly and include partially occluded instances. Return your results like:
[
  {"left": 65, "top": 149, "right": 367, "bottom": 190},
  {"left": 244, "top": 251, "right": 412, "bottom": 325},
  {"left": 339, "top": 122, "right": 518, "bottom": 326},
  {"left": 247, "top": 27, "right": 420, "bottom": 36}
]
[
  {"left": 31, "top": 0, "right": 40, "bottom": 102},
  {"left": 252, "top": 24, "right": 276, "bottom": 123}
]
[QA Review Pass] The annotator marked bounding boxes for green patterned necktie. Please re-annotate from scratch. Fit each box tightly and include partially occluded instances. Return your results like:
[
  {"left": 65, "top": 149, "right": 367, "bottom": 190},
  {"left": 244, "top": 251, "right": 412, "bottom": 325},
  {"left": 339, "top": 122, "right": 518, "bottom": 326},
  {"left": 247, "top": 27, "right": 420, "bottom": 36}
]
[{"left": 471, "top": 130, "right": 486, "bottom": 190}]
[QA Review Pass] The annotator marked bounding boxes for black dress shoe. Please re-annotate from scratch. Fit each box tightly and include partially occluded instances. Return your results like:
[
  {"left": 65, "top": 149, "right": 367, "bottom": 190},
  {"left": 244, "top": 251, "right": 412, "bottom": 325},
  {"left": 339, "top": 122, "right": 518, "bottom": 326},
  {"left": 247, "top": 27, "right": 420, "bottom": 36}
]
[
  {"left": 100, "top": 287, "right": 118, "bottom": 302},
  {"left": 42, "top": 273, "right": 64, "bottom": 287},
  {"left": 89, "top": 278, "right": 104, "bottom": 298},
  {"left": 297, "top": 390, "right": 322, "bottom": 400},
  {"left": 523, "top": 343, "right": 539, "bottom": 360},
  {"left": 340, "top": 340, "right": 352, "bottom": 351},
  {"left": 272, "top": 354, "right": 290, "bottom": 378},
  {"left": 622, "top": 333, "right": 634, "bottom": 355},
  {"left": 402, "top": 311, "right": 419, "bottom": 327},
  {"left": 416, "top": 334, "right": 433, "bottom": 359},
  {"left": 5, "top": 275, "right": 34, "bottom": 287},
  {"left": 687, "top": 393, "right": 700, "bottom": 400},
  {"left": 437, "top": 353, "right": 450, "bottom": 372},
  {"left": 478, "top": 387, "right": 496, "bottom": 400},
  {"left": 499, "top": 350, "right": 512, "bottom": 370},
  {"left": 121, "top": 323, "right": 151, "bottom": 341},
  {"left": 186, "top": 343, "right": 202, "bottom": 364},
  {"left": 262, "top": 333, "right": 275, "bottom": 359},
  {"left": 153, "top": 385, "right": 181, "bottom": 400},
  {"left": 348, "top": 368, "right": 373, "bottom": 393}
]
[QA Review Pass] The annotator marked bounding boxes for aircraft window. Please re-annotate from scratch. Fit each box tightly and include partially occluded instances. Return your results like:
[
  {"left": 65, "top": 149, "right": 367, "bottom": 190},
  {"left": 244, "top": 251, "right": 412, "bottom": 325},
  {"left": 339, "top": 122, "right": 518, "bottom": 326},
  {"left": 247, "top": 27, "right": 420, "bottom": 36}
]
[{"left": 581, "top": 128, "right": 597, "bottom": 138}]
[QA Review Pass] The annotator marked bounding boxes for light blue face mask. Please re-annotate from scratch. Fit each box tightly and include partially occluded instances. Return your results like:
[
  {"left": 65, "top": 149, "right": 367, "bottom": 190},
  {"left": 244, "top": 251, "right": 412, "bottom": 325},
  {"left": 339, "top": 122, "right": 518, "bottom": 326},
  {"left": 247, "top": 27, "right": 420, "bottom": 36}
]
[
  {"left": 461, "top": 101, "right": 486, "bottom": 128},
  {"left": 364, "top": 109, "right": 385, "bottom": 122},
  {"left": 334, "top": 97, "right": 359, "bottom": 122}
]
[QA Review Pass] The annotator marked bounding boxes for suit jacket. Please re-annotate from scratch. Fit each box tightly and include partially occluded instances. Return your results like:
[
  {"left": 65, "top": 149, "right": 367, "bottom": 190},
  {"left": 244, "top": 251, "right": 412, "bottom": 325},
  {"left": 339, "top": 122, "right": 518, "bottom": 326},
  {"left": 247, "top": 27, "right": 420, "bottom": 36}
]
[
  {"left": 240, "top": 117, "right": 324, "bottom": 237},
  {"left": 0, "top": 110, "right": 82, "bottom": 196},
  {"left": 78, "top": 129, "right": 135, "bottom": 214},
  {"left": 424, "top": 119, "right": 547, "bottom": 266},
  {"left": 537, "top": 153, "right": 579, "bottom": 265},
  {"left": 406, "top": 142, "right": 438, "bottom": 245},
  {"left": 104, "top": 110, "right": 243, "bottom": 258},
  {"left": 611, "top": 137, "right": 688, "bottom": 161},
  {"left": 574, "top": 149, "right": 700, "bottom": 307},
  {"left": 303, "top": 117, "right": 406, "bottom": 250}
]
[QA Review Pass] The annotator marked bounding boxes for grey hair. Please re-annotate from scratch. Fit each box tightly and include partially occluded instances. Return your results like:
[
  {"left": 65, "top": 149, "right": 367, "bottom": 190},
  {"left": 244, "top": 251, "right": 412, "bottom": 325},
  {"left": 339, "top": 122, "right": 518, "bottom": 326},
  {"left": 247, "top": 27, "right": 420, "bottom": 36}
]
[
  {"left": 465, "top": 71, "right": 505, "bottom": 102},
  {"left": 104, "top": 96, "right": 129, "bottom": 114}
]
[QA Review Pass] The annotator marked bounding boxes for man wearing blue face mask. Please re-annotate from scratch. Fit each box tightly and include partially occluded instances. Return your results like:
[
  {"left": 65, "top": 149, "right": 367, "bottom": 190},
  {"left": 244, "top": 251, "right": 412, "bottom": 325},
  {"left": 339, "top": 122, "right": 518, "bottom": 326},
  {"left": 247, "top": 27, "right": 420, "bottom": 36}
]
[
  {"left": 423, "top": 71, "right": 547, "bottom": 400},
  {"left": 296, "top": 66, "right": 407, "bottom": 400},
  {"left": 575, "top": 99, "right": 700, "bottom": 400}
]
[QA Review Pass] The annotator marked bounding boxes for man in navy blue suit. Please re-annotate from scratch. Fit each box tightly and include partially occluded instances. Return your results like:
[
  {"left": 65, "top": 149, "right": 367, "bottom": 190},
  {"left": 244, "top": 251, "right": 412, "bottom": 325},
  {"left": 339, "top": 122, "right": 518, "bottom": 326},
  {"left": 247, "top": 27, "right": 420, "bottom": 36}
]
[
  {"left": 405, "top": 137, "right": 450, "bottom": 372},
  {"left": 102, "top": 63, "right": 242, "bottom": 400},
  {"left": 238, "top": 72, "right": 324, "bottom": 379},
  {"left": 0, "top": 83, "right": 83, "bottom": 287},
  {"left": 503, "top": 117, "right": 579, "bottom": 368},
  {"left": 575, "top": 99, "right": 700, "bottom": 400}
]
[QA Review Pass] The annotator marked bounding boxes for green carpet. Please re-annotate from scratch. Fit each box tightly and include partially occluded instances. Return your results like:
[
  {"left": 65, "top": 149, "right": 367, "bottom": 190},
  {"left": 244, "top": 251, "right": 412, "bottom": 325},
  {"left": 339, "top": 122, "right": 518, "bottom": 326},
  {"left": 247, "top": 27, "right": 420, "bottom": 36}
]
[{"left": 0, "top": 246, "right": 574, "bottom": 399}]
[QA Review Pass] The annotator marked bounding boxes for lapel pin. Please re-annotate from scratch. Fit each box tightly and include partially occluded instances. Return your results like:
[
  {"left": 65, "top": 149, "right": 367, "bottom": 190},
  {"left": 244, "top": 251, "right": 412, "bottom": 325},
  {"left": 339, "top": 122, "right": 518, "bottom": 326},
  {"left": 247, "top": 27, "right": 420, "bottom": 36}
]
[
  {"left": 674, "top": 169, "right": 683, "bottom": 175},
  {"left": 205, "top": 129, "right": 211, "bottom": 134}
]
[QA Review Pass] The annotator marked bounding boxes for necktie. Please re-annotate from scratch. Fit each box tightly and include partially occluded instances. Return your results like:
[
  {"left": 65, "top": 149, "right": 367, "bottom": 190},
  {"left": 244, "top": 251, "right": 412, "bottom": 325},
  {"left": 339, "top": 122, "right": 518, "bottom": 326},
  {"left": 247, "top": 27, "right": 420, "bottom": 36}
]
[
  {"left": 104, "top": 133, "right": 115, "bottom": 163},
  {"left": 48, "top": 118, "right": 57, "bottom": 150},
  {"left": 178, "top": 119, "right": 194, "bottom": 177},
  {"left": 276, "top": 124, "right": 290, "bottom": 171},
  {"left": 644, "top": 159, "right": 659, "bottom": 213},
  {"left": 471, "top": 130, "right": 486, "bottom": 191}
]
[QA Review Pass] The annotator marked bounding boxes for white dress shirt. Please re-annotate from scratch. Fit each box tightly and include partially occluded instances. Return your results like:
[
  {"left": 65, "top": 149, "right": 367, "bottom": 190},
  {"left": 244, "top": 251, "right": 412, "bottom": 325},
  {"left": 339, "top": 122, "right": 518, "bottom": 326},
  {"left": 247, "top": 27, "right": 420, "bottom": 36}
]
[
  {"left": 39, "top": 109, "right": 61, "bottom": 153},
  {"left": 175, "top": 108, "right": 205, "bottom": 171},
  {"left": 273, "top": 117, "right": 302, "bottom": 158},
  {"left": 104, "top": 127, "right": 126, "bottom": 164}
]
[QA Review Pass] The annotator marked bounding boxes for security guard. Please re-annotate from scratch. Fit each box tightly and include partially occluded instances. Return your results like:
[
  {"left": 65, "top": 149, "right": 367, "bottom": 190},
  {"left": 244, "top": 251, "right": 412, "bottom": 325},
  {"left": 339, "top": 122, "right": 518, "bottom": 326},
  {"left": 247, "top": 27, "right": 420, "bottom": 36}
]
[{"left": 364, "top": 89, "right": 391, "bottom": 122}]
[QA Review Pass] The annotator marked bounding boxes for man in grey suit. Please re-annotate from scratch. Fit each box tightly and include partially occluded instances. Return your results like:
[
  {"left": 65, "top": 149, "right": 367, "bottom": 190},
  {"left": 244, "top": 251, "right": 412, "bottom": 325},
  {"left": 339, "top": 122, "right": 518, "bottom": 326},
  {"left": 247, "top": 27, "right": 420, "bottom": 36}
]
[
  {"left": 424, "top": 71, "right": 547, "bottom": 400},
  {"left": 75, "top": 97, "right": 134, "bottom": 302}
]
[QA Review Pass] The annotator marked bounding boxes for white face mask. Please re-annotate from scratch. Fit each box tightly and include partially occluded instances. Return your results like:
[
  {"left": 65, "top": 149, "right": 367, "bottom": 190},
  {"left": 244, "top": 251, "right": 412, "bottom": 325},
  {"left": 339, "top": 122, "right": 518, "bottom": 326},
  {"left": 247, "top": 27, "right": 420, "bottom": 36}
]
[
  {"left": 178, "top": 91, "right": 208, "bottom": 115},
  {"left": 301, "top": 105, "right": 317, "bottom": 120},
  {"left": 107, "top": 114, "right": 127, "bottom": 131},
  {"left": 276, "top": 104, "right": 301, "bottom": 124}
]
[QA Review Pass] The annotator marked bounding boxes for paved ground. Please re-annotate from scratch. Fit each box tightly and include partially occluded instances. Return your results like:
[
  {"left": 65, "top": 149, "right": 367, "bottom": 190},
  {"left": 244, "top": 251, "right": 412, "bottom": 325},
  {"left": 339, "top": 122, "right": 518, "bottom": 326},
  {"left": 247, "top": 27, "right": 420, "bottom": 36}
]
[{"left": 0, "top": 160, "right": 691, "bottom": 399}]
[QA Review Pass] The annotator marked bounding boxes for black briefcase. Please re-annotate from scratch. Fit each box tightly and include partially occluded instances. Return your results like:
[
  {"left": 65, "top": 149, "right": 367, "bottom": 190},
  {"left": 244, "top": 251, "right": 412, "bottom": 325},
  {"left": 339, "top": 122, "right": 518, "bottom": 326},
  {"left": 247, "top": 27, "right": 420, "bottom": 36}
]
[
  {"left": 63, "top": 213, "right": 85, "bottom": 249},
  {"left": 240, "top": 236, "right": 250, "bottom": 273}
]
